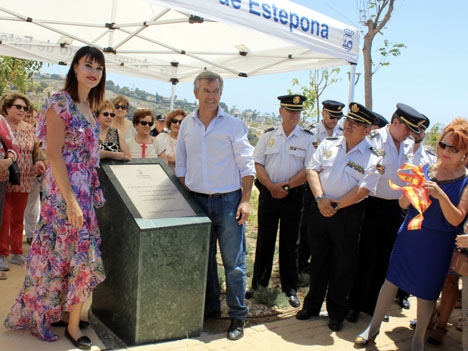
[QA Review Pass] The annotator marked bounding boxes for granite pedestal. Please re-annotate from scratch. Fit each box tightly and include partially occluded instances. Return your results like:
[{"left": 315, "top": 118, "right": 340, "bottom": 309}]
[{"left": 92, "top": 159, "right": 211, "bottom": 346}]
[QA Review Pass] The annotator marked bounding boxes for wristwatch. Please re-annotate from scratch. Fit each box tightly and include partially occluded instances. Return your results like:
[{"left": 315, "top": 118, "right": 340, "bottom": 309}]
[{"left": 315, "top": 195, "right": 325, "bottom": 203}]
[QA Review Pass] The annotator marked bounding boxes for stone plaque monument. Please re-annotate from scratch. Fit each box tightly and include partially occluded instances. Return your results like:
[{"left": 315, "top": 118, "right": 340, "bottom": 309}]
[{"left": 92, "top": 159, "right": 211, "bottom": 346}]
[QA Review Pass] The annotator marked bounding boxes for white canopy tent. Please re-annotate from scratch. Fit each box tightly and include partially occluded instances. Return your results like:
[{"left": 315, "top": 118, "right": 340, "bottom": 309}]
[{"left": 0, "top": 0, "right": 360, "bottom": 108}]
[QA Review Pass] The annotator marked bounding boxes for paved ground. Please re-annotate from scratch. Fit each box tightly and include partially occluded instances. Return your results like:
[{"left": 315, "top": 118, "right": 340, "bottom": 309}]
[{"left": 0, "top": 240, "right": 464, "bottom": 351}]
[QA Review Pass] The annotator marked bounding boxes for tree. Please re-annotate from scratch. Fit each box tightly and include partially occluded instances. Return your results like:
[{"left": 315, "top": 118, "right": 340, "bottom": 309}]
[
  {"left": 424, "top": 123, "right": 442, "bottom": 150},
  {"left": 0, "top": 56, "right": 43, "bottom": 96},
  {"left": 359, "top": 0, "right": 404, "bottom": 109},
  {"left": 290, "top": 68, "right": 341, "bottom": 124}
]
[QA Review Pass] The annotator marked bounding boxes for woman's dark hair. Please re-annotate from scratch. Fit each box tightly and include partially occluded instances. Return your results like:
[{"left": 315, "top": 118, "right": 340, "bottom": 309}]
[{"left": 64, "top": 46, "right": 106, "bottom": 111}]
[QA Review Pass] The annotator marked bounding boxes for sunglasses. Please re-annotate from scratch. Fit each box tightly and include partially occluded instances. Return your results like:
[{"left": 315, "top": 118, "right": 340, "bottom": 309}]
[
  {"left": 101, "top": 112, "right": 116, "bottom": 118},
  {"left": 12, "top": 104, "right": 29, "bottom": 112},
  {"left": 438, "top": 141, "right": 459, "bottom": 154},
  {"left": 139, "top": 121, "right": 154, "bottom": 127},
  {"left": 114, "top": 104, "right": 128, "bottom": 110},
  {"left": 171, "top": 119, "right": 183, "bottom": 124}
]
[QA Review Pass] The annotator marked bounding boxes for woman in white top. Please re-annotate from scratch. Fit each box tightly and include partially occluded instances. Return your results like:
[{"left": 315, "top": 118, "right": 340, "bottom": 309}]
[
  {"left": 155, "top": 109, "right": 186, "bottom": 171},
  {"left": 126, "top": 109, "right": 167, "bottom": 161},
  {"left": 111, "top": 95, "right": 136, "bottom": 140}
]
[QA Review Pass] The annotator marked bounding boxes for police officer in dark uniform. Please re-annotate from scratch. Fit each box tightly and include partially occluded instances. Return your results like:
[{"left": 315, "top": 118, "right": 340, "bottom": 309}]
[
  {"left": 298, "top": 100, "right": 345, "bottom": 273},
  {"left": 296, "top": 102, "right": 382, "bottom": 332},
  {"left": 250, "top": 94, "right": 314, "bottom": 308},
  {"left": 150, "top": 114, "right": 167, "bottom": 137},
  {"left": 346, "top": 103, "right": 426, "bottom": 323}
]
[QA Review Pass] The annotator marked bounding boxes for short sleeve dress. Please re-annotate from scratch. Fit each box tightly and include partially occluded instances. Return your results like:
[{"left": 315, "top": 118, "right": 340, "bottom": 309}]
[
  {"left": 4, "top": 91, "right": 106, "bottom": 341},
  {"left": 386, "top": 169, "right": 468, "bottom": 301}
]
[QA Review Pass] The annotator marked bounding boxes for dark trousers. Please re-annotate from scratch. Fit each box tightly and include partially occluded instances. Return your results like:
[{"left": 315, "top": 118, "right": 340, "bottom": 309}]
[
  {"left": 348, "top": 196, "right": 407, "bottom": 315},
  {"left": 303, "top": 201, "right": 364, "bottom": 321},
  {"left": 297, "top": 183, "right": 313, "bottom": 272},
  {"left": 251, "top": 185, "right": 303, "bottom": 294}
]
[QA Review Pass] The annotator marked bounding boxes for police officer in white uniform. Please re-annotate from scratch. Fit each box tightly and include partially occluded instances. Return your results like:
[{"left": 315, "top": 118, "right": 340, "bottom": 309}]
[
  {"left": 298, "top": 100, "right": 345, "bottom": 273},
  {"left": 250, "top": 94, "right": 314, "bottom": 308},
  {"left": 413, "top": 115, "right": 436, "bottom": 166},
  {"left": 296, "top": 102, "right": 382, "bottom": 332},
  {"left": 347, "top": 103, "right": 426, "bottom": 323}
]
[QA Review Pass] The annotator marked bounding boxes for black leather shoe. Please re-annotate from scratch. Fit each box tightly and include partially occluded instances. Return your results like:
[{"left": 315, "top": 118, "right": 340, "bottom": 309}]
[
  {"left": 328, "top": 319, "right": 343, "bottom": 332},
  {"left": 245, "top": 289, "right": 254, "bottom": 299},
  {"left": 227, "top": 318, "right": 244, "bottom": 341},
  {"left": 64, "top": 328, "right": 92, "bottom": 350},
  {"left": 296, "top": 308, "right": 318, "bottom": 320},
  {"left": 346, "top": 309, "right": 359, "bottom": 323},
  {"left": 51, "top": 320, "right": 90, "bottom": 329},
  {"left": 288, "top": 294, "right": 300, "bottom": 308},
  {"left": 398, "top": 297, "right": 410, "bottom": 309}
]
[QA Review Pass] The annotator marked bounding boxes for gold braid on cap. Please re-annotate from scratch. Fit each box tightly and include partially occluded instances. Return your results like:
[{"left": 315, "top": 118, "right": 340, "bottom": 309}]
[
  {"left": 399, "top": 116, "right": 419, "bottom": 128},
  {"left": 346, "top": 103, "right": 372, "bottom": 124}
]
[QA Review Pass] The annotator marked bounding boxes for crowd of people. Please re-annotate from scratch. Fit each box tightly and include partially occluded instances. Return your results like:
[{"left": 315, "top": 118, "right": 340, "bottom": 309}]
[{"left": 1, "top": 45, "right": 468, "bottom": 351}]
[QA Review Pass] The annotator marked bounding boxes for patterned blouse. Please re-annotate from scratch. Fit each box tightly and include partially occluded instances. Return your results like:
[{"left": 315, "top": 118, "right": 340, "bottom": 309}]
[{"left": 99, "top": 127, "right": 121, "bottom": 152}]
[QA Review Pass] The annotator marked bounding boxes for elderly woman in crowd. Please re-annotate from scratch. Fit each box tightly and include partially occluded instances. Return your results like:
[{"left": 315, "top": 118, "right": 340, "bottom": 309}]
[
  {"left": 111, "top": 94, "right": 135, "bottom": 140},
  {"left": 0, "top": 92, "right": 46, "bottom": 271},
  {"left": 155, "top": 109, "right": 186, "bottom": 171},
  {"left": 355, "top": 117, "right": 468, "bottom": 351},
  {"left": 0, "top": 113, "right": 19, "bottom": 278},
  {"left": 126, "top": 108, "right": 166, "bottom": 161},
  {"left": 97, "top": 100, "right": 130, "bottom": 161}
]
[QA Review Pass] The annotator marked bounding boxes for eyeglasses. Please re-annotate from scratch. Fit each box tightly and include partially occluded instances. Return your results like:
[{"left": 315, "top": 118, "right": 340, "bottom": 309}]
[
  {"left": 139, "top": 121, "right": 154, "bottom": 127},
  {"left": 330, "top": 116, "right": 343, "bottom": 120},
  {"left": 101, "top": 112, "right": 116, "bottom": 118},
  {"left": 171, "top": 119, "right": 183, "bottom": 124},
  {"left": 12, "top": 104, "right": 29, "bottom": 112},
  {"left": 114, "top": 104, "right": 128, "bottom": 110},
  {"left": 438, "top": 141, "right": 459, "bottom": 154}
]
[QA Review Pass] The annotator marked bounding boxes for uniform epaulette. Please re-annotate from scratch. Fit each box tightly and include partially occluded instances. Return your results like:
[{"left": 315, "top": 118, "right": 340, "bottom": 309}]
[
  {"left": 263, "top": 127, "right": 275, "bottom": 133},
  {"left": 370, "top": 146, "right": 384, "bottom": 157},
  {"left": 302, "top": 128, "right": 314, "bottom": 135},
  {"left": 425, "top": 148, "right": 436, "bottom": 156},
  {"left": 325, "top": 137, "right": 339, "bottom": 141},
  {"left": 368, "top": 129, "right": 380, "bottom": 139}
]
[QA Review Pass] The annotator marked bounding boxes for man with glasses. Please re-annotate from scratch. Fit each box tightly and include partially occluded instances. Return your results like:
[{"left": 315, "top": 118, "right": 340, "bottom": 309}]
[
  {"left": 249, "top": 94, "right": 314, "bottom": 308},
  {"left": 298, "top": 100, "right": 345, "bottom": 274},
  {"left": 296, "top": 102, "right": 381, "bottom": 333},
  {"left": 150, "top": 114, "right": 167, "bottom": 137},
  {"left": 347, "top": 103, "right": 426, "bottom": 324},
  {"left": 176, "top": 70, "right": 255, "bottom": 341}
]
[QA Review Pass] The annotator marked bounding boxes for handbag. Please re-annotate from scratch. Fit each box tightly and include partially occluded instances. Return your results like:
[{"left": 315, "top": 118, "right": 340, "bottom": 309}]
[
  {"left": 450, "top": 250, "right": 468, "bottom": 276},
  {"left": 8, "top": 160, "right": 21, "bottom": 185}
]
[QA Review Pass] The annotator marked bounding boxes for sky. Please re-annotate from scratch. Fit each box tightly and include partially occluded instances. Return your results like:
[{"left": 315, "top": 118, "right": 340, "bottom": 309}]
[{"left": 41, "top": 0, "right": 467, "bottom": 127}]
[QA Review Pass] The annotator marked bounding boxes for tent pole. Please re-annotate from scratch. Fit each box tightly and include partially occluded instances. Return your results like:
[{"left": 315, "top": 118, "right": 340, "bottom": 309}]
[
  {"left": 170, "top": 61, "right": 179, "bottom": 111},
  {"left": 347, "top": 63, "right": 357, "bottom": 106}
]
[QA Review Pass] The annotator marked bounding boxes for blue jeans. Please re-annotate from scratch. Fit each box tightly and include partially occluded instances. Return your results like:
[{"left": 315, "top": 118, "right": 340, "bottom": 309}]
[{"left": 193, "top": 190, "right": 248, "bottom": 321}]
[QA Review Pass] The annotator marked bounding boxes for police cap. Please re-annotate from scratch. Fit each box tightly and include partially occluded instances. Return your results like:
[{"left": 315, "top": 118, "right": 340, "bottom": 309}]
[
  {"left": 345, "top": 102, "right": 378, "bottom": 125},
  {"left": 278, "top": 94, "right": 306, "bottom": 111},
  {"left": 393, "top": 103, "right": 426, "bottom": 134},
  {"left": 322, "top": 100, "right": 345, "bottom": 118}
]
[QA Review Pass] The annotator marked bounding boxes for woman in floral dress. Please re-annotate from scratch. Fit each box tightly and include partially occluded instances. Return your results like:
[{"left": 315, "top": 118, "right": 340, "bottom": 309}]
[{"left": 4, "top": 46, "right": 107, "bottom": 350}]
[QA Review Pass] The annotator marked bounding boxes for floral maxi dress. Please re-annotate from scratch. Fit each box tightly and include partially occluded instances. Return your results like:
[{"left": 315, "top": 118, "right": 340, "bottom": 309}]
[{"left": 4, "top": 91, "right": 106, "bottom": 341}]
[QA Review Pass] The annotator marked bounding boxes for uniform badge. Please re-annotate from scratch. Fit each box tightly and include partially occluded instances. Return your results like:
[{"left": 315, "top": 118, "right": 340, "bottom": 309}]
[
  {"left": 268, "top": 138, "right": 274, "bottom": 147},
  {"left": 325, "top": 150, "right": 332, "bottom": 159},
  {"left": 293, "top": 96, "right": 300, "bottom": 104},
  {"left": 376, "top": 164, "right": 385, "bottom": 174}
]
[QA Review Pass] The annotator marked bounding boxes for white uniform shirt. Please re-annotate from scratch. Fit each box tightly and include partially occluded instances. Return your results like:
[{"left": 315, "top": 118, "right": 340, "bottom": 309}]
[
  {"left": 413, "top": 145, "right": 436, "bottom": 167},
  {"left": 307, "top": 136, "right": 381, "bottom": 200},
  {"left": 254, "top": 125, "right": 315, "bottom": 183},
  {"left": 310, "top": 121, "right": 343, "bottom": 148},
  {"left": 367, "top": 126, "right": 415, "bottom": 200}
]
